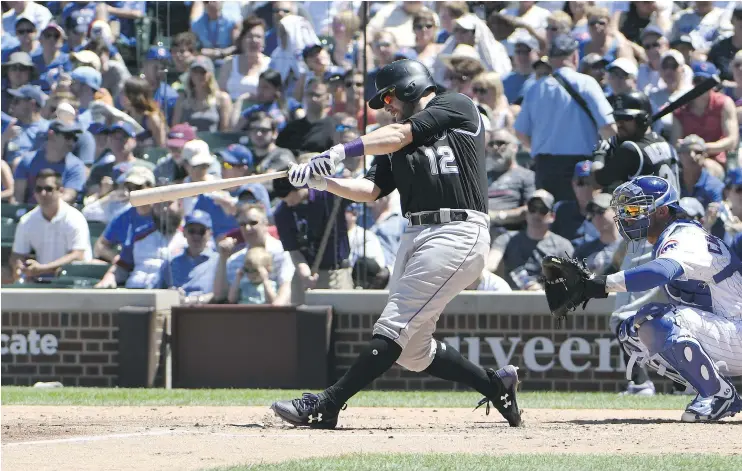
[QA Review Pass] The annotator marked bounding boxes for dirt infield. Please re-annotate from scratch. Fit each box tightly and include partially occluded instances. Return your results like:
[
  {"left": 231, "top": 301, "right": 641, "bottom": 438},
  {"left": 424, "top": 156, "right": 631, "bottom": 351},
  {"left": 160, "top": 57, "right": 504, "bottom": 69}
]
[{"left": 2, "top": 405, "right": 741, "bottom": 471}]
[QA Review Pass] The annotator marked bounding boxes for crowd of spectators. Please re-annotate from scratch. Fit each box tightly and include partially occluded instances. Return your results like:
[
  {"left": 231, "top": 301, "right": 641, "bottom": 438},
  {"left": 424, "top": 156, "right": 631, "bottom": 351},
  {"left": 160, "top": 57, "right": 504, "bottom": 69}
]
[{"left": 3, "top": 1, "right": 742, "bottom": 303}]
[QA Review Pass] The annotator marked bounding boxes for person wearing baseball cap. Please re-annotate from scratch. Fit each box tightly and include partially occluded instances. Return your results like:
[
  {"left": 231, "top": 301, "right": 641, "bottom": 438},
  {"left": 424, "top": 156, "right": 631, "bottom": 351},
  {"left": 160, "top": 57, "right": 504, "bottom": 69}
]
[
  {"left": 673, "top": 62, "right": 736, "bottom": 166},
  {"left": 70, "top": 66, "right": 102, "bottom": 125},
  {"left": 487, "top": 187, "right": 574, "bottom": 290},
  {"left": 636, "top": 25, "right": 672, "bottom": 93},
  {"left": 4, "top": 84, "right": 49, "bottom": 164},
  {"left": 33, "top": 22, "right": 71, "bottom": 81},
  {"left": 141, "top": 45, "right": 179, "bottom": 125},
  {"left": 157, "top": 208, "right": 218, "bottom": 303},
  {"left": 551, "top": 160, "right": 601, "bottom": 247},
  {"left": 578, "top": 53, "right": 609, "bottom": 88},
  {"left": 217, "top": 144, "right": 255, "bottom": 179},
  {"left": 515, "top": 33, "right": 615, "bottom": 203},
  {"left": 573, "top": 192, "right": 622, "bottom": 276},
  {"left": 503, "top": 34, "right": 540, "bottom": 104},
  {"left": 153, "top": 124, "right": 219, "bottom": 184},
  {"left": 70, "top": 49, "right": 101, "bottom": 72},
  {"left": 14, "top": 119, "right": 86, "bottom": 204},
  {"left": 606, "top": 58, "right": 638, "bottom": 97},
  {"left": 5, "top": 17, "right": 38, "bottom": 59},
  {"left": 181, "top": 139, "right": 217, "bottom": 184},
  {"left": 174, "top": 56, "right": 232, "bottom": 132}
]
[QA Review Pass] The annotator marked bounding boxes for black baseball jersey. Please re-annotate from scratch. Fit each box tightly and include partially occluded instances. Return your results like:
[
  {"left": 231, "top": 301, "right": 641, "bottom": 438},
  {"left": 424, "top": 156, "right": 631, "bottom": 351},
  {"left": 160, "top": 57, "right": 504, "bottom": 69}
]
[
  {"left": 594, "top": 132, "right": 680, "bottom": 191},
  {"left": 365, "top": 92, "right": 487, "bottom": 215}
]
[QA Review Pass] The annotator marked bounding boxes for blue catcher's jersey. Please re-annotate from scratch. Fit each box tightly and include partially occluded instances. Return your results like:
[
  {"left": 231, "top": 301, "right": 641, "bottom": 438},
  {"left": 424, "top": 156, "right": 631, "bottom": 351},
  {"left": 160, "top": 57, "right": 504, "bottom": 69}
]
[{"left": 652, "top": 219, "right": 742, "bottom": 320}]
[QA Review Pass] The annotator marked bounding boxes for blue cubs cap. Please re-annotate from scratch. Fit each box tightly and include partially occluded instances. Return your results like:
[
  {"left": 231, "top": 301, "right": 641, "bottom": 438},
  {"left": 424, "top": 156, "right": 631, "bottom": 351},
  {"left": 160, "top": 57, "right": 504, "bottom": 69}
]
[
  {"left": 691, "top": 61, "right": 719, "bottom": 79},
  {"left": 218, "top": 144, "right": 254, "bottom": 167},
  {"left": 7, "top": 84, "right": 47, "bottom": 107},
  {"left": 146, "top": 46, "right": 171, "bottom": 61},
  {"left": 549, "top": 34, "right": 579, "bottom": 57},
  {"left": 185, "top": 210, "right": 212, "bottom": 229},
  {"left": 71, "top": 66, "right": 102, "bottom": 91},
  {"left": 109, "top": 120, "right": 137, "bottom": 138},
  {"left": 573, "top": 160, "right": 592, "bottom": 178},
  {"left": 640, "top": 25, "right": 664, "bottom": 40},
  {"left": 88, "top": 122, "right": 109, "bottom": 135},
  {"left": 725, "top": 168, "right": 742, "bottom": 187}
]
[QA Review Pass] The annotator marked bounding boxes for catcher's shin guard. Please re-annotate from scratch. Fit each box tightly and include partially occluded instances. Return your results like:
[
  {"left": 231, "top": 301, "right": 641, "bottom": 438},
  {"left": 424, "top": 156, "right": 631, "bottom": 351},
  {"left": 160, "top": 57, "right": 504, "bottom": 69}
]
[{"left": 635, "top": 303, "right": 729, "bottom": 399}]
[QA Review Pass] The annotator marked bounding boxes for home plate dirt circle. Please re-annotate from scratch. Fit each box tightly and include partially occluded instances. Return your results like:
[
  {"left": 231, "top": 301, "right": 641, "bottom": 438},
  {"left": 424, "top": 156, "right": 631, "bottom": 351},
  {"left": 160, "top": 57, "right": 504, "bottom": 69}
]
[{"left": 2, "top": 406, "right": 741, "bottom": 471}]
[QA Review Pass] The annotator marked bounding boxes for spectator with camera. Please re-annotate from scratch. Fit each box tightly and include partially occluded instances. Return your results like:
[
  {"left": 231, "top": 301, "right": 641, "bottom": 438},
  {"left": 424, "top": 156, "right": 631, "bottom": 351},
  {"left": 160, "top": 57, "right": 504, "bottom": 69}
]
[
  {"left": 157, "top": 210, "right": 218, "bottom": 304},
  {"left": 213, "top": 202, "right": 294, "bottom": 305},
  {"left": 13, "top": 119, "right": 85, "bottom": 204},
  {"left": 572, "top": 193, "right": 622, "bottom": 276},
  {"left": 487, "top": 189, "right": 574, "bottom": 290},
  {"left": 10, "top": 168, "right": 91, "bottom": 282},
  {"left": 276, "top": 78, "right": 336, "bottom": 155}
]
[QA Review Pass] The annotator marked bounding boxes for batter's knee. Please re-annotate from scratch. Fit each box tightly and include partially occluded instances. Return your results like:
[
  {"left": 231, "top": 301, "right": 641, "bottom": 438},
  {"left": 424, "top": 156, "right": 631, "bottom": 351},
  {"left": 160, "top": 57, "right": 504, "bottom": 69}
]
[{"left": 395, "top": 337, "right": 437, "bottom": 372}]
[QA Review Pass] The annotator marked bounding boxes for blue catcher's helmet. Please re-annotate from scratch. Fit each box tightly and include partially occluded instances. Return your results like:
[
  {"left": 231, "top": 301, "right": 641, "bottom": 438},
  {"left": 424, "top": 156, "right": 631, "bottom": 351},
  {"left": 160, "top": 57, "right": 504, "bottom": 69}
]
[{"left": 611, "top": 176, "right": 681, "bottom": 243}]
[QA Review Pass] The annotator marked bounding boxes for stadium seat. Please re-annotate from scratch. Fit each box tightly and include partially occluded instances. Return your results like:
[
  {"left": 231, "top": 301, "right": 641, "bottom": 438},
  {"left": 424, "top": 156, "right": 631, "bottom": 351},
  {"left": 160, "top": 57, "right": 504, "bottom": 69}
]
[
  {"left": 196, "top": 132, "right": 249, "bottom": 151},
  {"left": 1, "top": 203, "right": 34, "bottom": 221},
  {"left": 1, "top": 219, "right": 17, "bottom": 249},
  {"left": 58, "top": 263, "right": 110, "bottom": 280}
]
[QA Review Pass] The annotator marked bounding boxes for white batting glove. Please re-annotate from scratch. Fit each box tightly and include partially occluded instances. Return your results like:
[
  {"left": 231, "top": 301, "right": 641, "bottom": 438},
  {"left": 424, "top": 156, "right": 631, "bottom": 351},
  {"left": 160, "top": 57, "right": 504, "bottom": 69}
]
[
  {"left": 310, "top": 145, "right": 344, "bottom": 177},
  {"left": 287, "top": 163, "right": 327, "bottom": 191}
]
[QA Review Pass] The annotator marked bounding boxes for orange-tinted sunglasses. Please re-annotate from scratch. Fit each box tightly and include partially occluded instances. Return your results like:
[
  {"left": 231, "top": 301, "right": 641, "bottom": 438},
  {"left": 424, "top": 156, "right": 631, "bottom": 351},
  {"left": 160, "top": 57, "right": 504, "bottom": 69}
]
[{"left": 382, "top": 87, "right": 396, "bottom": 105}]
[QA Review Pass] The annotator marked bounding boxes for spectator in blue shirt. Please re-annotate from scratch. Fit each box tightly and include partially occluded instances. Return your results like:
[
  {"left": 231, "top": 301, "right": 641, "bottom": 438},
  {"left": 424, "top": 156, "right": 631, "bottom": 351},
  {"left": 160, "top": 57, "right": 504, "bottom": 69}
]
[
  {"left": 13, "top": 119, "right": 86, "bottom": 204},
  {"left": 4, "top": 84, "right": 49, "bottom": 165},
  {"left": 61, "top": 2, "right": 101, "bottom": 36},
  {"left": 502, "top": 34, "right": 538, "bottom": 104},
  {"left": 94, "top": 193, "right": 153, "bottom": 263},
  {"left": 157, "top": 210, "right": 219, "bottom": 303},
  {"left": 515, "top": 34, "right": 616, "bottom": 202},
  {"left": 218, "top": 144, "right": 255, "bottom": 180},
  {"left": 263, "top": 1, "right": 297, "bottom": 56},
  {"left": 2, "top": 17, "right": 39, "bottom": 63},
  {"left": 70, "top": 66, "right": 101, "bottom": 128},
  {"left": 190, "top": 0, "right": 239, "bottom": 63},
  {"left": 234, "top": 69, "right": 302, "bottom": 132},
  {"left": 61, "top": 14, "right": 87, "bottom": 53},
  {"left": 106, "top": 1, "right": 146, "bottom": 47},
  {"left": 677, "top": 135, "right": 724, "bottom": 208},
  {"left": 137, "top": 46, "right": 178, "bottom": 125},
  {"left": 1, "top": 51, "right": 36, "bottom": 114},
  {"left": 32, "top": 23, "right": 71, "bottom": 82}
]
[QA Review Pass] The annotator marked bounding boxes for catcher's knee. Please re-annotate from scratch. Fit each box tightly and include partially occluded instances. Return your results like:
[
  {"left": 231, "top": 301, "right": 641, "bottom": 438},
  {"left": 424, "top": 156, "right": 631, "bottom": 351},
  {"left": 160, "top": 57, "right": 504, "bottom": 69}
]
[{"left": 635, "top": 303, "right": 678, "bottom": 354}]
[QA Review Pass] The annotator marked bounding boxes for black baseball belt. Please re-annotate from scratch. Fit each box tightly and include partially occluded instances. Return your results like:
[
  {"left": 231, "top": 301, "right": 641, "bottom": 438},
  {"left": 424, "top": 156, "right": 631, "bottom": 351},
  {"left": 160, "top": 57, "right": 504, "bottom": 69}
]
[{"left": 408, "top": 209, "right": 469, "bottom": 226}]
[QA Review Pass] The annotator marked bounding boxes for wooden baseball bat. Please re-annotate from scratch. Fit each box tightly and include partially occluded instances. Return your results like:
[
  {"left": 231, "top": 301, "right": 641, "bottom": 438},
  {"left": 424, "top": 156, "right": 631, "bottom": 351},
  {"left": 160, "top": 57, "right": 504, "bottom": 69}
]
[
  {"left": 129, "top": 170, "right": 288, "bottom": 207},
  {"left": 649, "top": 76, "right": 719, "bottom": 124}
]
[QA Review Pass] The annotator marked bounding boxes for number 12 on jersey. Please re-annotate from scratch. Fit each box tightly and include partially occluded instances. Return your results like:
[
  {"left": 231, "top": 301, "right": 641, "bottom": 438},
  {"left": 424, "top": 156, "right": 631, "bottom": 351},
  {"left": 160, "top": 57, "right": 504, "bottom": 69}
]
[{"left": 425, "top": 146, "right": 459, "bottom": 175}]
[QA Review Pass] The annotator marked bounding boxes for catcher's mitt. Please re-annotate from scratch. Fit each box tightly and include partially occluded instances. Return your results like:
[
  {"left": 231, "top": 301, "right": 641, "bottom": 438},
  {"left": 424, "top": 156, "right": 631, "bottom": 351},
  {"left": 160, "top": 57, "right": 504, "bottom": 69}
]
[{"left": 540, "top": 255, "right": 608, "bottom": 322}]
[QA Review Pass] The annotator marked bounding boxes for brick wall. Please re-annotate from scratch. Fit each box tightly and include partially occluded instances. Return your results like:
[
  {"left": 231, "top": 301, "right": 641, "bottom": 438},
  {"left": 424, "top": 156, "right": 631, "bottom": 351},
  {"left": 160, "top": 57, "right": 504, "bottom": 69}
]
[
  {"left": 334, "top": 311, "right": 679, "bottom": 393},
  {"left": 1, "top": 312, "right": 119, "bottom": 386},
  {"left": 1, "top": 310, "right": 169, "bottom": 387}
]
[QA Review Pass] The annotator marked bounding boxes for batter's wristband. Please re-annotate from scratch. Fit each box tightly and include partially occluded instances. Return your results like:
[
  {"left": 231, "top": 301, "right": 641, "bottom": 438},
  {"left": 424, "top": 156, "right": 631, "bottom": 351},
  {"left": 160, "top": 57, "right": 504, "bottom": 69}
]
[{"left": 342, "top": 138, "right": 365, "bottom": 158}]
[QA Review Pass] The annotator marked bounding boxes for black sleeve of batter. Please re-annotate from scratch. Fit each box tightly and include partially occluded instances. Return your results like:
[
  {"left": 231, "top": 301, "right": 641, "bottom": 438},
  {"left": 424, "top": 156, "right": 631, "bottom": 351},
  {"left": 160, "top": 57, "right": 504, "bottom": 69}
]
[
  {"left": 364, "top": 154, "right": 397, "bottom": 199},
  {"left": 594, "top": 142, "right": 641, "bottom": 187},
  {"left": 406, "top": 93, "right": 480, "bottom": 147}
]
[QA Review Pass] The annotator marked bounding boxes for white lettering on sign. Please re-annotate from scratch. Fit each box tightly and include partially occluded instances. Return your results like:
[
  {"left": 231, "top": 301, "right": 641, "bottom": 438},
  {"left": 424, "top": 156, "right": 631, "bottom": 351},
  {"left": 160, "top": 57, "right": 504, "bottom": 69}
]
[
  {"left": 0, "top": 330, "right": 58, "bottom": 356},
  {"left": 443, "top": 335, "right": 623, "bottom": 373}
]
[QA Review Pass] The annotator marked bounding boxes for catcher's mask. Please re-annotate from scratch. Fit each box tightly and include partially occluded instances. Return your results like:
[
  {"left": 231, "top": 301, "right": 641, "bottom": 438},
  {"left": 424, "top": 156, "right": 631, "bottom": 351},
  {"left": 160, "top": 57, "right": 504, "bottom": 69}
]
[{"left": 611, "top": 176, "right": 680, "bottom": 246}]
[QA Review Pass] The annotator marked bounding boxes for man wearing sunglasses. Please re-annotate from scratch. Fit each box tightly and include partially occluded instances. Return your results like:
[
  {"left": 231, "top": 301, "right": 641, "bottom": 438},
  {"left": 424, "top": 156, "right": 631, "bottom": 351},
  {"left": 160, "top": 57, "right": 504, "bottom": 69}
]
[
  {"left": 13, "top": 119, "right": 85, "bottom": 204},
  {"left": 487, "top": 189, "right": 574, "bottom": 290},
  {"left": 275, "top": 59, "right": 522, "bottom": 430},
  {"left": 573, "top": 193, "right": 621, "bottom": 276},
  {"left": 4, "top": 84, "right": 49, "bottom": 166},
  {"left": 10, "top": 168, "right": 91, "bottom": 283},
  {"left": 156, "top": 210, "right": 218, "bottom": 305},
  {"left": 551, "top": 161, "right": 601, "bottom": 248}
]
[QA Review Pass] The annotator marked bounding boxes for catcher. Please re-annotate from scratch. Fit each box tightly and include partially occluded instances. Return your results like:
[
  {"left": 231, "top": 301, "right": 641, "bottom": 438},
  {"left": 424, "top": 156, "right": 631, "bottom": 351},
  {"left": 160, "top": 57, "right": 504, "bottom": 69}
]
[{"left": 542, "top": 175, "right": 742, "bottom": 422}]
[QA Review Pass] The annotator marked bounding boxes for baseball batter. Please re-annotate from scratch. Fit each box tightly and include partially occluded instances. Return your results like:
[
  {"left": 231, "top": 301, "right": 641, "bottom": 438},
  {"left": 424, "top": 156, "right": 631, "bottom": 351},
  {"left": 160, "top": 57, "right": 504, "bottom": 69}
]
[
  {"left": 543, "top": 176, "right": 741, "bottom": 422},
  {"left": 271, "top": 60, "right": 521, "bottom": 429}
]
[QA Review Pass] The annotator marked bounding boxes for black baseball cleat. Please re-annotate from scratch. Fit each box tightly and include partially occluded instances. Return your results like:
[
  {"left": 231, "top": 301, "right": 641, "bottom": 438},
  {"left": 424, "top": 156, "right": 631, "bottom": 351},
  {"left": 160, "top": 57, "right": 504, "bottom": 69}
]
[
  {"left": 271, "top": 393, "right": 344, "bottom": 429},
  {"left": 474, "top": 365, "right": 523, "bottom": 427}
]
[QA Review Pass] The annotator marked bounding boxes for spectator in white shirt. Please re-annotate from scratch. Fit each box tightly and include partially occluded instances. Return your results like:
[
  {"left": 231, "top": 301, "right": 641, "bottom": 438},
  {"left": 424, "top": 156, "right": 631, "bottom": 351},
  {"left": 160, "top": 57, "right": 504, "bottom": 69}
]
[
  {"left": 10, "top": 168, "right": 91, "bottom": 282},
  {"left": 366, "top": 1, "right": 434, "bottom": 49},
  {"left": 2, "top": 1, "right": 52, "bottom": 37},
  {"left": 213, "top": 202, "right": 294, "bottom": 305}
]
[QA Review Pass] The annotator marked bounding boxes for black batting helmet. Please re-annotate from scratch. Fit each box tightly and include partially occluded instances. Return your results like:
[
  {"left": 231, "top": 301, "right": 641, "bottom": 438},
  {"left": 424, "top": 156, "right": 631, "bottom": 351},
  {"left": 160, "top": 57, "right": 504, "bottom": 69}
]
[
  {"left": 368, "top": 59, "right": 437, "bottom": 110},
  {"left": 611, "top": 91, "right": 653, "bottom": 130}
]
